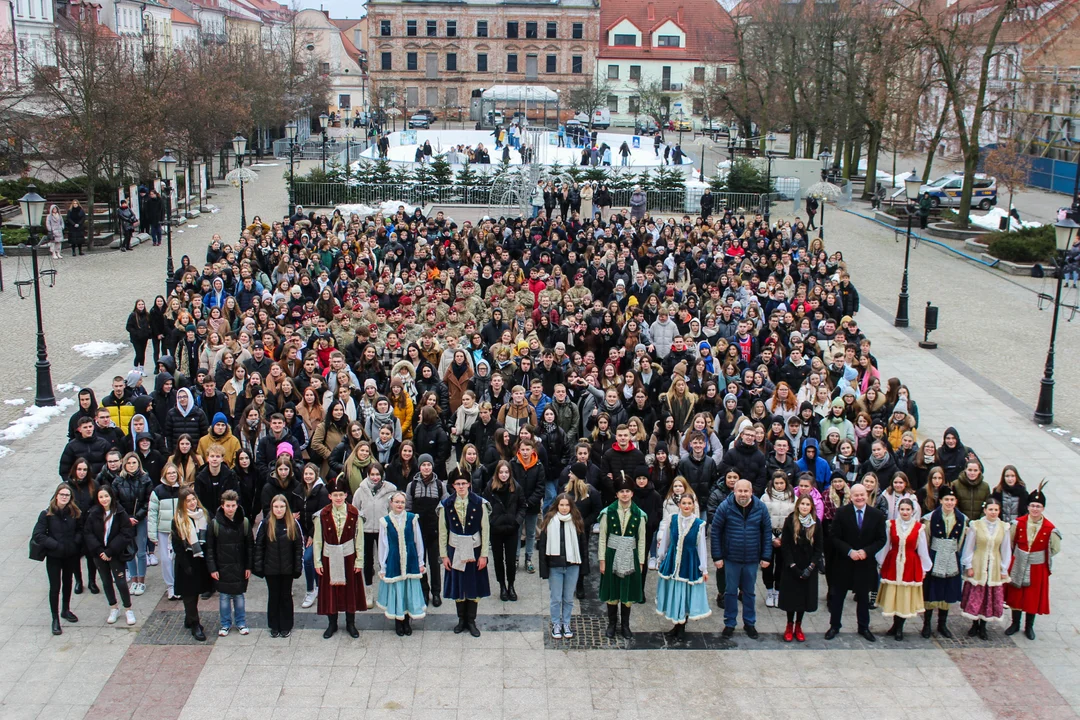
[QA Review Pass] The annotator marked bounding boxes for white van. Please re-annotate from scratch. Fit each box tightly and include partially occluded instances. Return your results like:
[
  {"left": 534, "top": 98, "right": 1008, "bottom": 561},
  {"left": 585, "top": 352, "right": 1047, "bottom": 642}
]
[{"left": 574, "top": 108, "right": 611, "bottom": 129}]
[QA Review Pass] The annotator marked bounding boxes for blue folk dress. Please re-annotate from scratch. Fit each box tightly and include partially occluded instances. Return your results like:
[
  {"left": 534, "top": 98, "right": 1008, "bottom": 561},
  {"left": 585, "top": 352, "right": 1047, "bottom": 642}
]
[
  {"left": 654, "top": 513, "right": 712, "bottom": 622},
  {"left": 376, "top": 510, "right": 428, "bottom": 620}
]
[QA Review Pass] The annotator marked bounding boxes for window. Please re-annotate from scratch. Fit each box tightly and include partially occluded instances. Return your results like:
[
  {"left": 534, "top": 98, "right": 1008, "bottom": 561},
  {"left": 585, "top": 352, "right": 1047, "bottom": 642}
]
[
  {"left": 380, "top": 52, "right": 392, "bottom": 70},
  {"left": 406, "top": 19, "right": 416, "bottom": 36},
  {"left": 607, "top": 64, "right": 619, "bottom": 80},
  {"left": 525, "top": 21, "right": 537, "bottom": 38},
  {"left": 446, "top": 87, "right": 458, "bottom": 107},
  {"left": 406, "top": 87, "right": 418, "bottom": 107},
  {"left": 546, "top": 21, "right": 557, "bottom": 39},
  {"left": 425, "top": 53, "right": 438, "bottom": 79},
  {"left": 628, "top": 96, "right": 640, "bottom": 114},
  {"left": 692, "top": 98, "right": 704, "bottom": 115},
  {"left": 607, "top": 94, "right": 619, "bottom": 113},
  {"left": 572, "top": 22, "right": 583, "bottom": 39},
  {"left": 477, "top": 20, "right": 488, "bottom": 37},
  {"left": 320, "top": 62, "right": 330, "bottom": 74},
  {"left": 525, "top": 54, "right": 538, "bottom": 80},
  {"left": 694, "top": 66, "right": 705, "bottom": 82},
  {"left": 629, "top": 65, "right": 641, "bottom": 81},
  {"left": 427, "top": 20, "right": 437, "bottom": 36},
  {"left": 715, "top": 67, "right": 728, "bottom": 82},
  {"left": 339, "top": 94, "right": 351, "bottom": 110},
  {"left": 506, "top": 21, "right": 518, "bottom": 38},
  {"left": 447, "top": 53, "right": 457, "bottom": 71},
  {"left": 507, "top": 53, "right": 518, "bottom": 72},
  {"left": 546, "top": 55, "right": 557, "bottom": 73},
  {"left": 613, "top": 33, "right": 636, "bottom": 46},
  {"left": 354, "top": 29, "right": 363, "bottom": 46},
  {"left": 446, "top": 20, "right": 456, "bottom": 37},
  {"left": 571, "top": 55, "right": 582, "bottom": 74},
  {"left": 407, "top": 52, "right": 418, "bottom": 70},
  {"left": 657, "top": 35, "right": 680, "bottom": 47},
  {"left": 477, "top": 53, "right": 488, "bottom": 71},
  {"left": 379, "top": 19, "right": 390, "bottom": 36},
  {"left": 426, "top": 87, "right": 438, "bottom": 107}
]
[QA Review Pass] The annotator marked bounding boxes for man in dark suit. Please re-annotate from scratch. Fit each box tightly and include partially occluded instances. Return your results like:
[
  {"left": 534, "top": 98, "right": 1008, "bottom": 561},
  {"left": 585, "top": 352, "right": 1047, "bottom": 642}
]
[{"left": 825, "top": 483, "right": 886, "bottom": 642}]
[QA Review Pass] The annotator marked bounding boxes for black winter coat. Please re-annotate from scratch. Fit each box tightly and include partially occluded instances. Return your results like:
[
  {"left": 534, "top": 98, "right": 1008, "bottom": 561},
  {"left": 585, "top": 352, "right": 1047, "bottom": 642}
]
[
  {"left": 778, "top": 512, "right": 823, "bottom": 613},
  {"left": 171, "top": 521, "right": 212, "bottom": 597},
  {"left": 59, "top": 435, "right": 112, "bottom": 478},
  {"left": 299, "top": 482, "right": 330, "bottom": 539},
  {"left": 83, "top": 505, "right": 134, "bottom": 560},
  {"left": 113, "top": 471, "right": 152, "bottom": 522},
  {"left": 677, "top": 453, "right": 718, "bottom": 500},
  {"left": 205, "top": 508, "right": 254, "bottom": 595},
  {"left": 511, "top": 458, "right": 547, "bottom": 514},
  {"left": 413, "top": 421, "right": 451, "bottom": 470},
  {"left": 33, "top": 507, "right": 82, "bottom": 558},
  {"left": 600, "top": 444, "right": 648, "bottom": 498},
  {"left": 482, "top": 482, "right": 525, "bottom": 536},
  {"left": 260, "top": 476, "right": 305, "bottom": 516},
  {"left": 719, "top": 441, "right": 768, "bottom": 494},
  {"left": 253, "top": 517, "right": 304, "bottom": 577},
  {"left": 164, "top": 407, "right": 209, "bottom": 449},
  {"left": 194, "top": 465, "right": 239, "bottom": 514}
]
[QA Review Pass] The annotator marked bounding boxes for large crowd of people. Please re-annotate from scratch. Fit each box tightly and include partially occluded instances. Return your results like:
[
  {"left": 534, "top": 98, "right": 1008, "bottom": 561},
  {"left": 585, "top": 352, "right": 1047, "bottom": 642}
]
[{"left": 32, "top": 195, "right": 1061, "bottom": 645}]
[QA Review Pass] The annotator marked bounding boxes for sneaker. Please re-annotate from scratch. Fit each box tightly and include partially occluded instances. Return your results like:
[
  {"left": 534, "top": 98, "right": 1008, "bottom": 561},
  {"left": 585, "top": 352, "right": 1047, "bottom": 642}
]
[
  {"left": 526, "top": 560, "right": 536, "bottom": 574},
  {"left": 302, "top": 591, "right": 317, "bottom": 608},
  {"left": 764, "top": 591, "right": 773, "bottom": 608},
  {"left": 218, "top": 627, "right": 230, "bottom": 637},
  {"left": 107, "top": 609, "right": 120, "bottom": 624},
  {"left": 592, "top": 523, "right": 601, "bottom": 535},
  {"left": 125, "top": 610, "right": 136, "bottom": 626},
  {"left": 132, "top": 583, "right": 145, "bottom": 596},
  {"left": 147, "top": 553, "right": 159, "bottom": 567},
  {"left": 238, "top": 627, "right": 249, "bottom": 636},
  {"left": 562, "top": 623, "right": 574, "bottom": 639},
  {"left": 551, "top": 623, "right": 563, "bottom": 639},
  {"left": 280, "top": 630, "right": 291, "bottom": 638}
]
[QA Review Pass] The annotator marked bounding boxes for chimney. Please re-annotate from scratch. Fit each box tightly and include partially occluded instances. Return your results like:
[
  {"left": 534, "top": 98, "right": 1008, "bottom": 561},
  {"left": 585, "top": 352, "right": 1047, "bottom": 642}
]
[
  {"left": 647, "top": 2, "right": 654, "bottom": 20},
  {"left": 677, "top": 6, "right": 683, "bottom": 23}
]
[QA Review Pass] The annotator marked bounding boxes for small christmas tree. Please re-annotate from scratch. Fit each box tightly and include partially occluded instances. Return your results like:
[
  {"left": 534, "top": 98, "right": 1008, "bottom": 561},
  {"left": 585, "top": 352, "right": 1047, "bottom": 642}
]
[
  {"left": 412, "top": 162, "right": 436, "bottom": 204},
  {"left": 585, "top": 167, "right": 607, "bottom": 184},
  {"left": 455, "top": 162, "right": 480, "bottom": 203},
  {"left": 430, "top": 154, "right": 454, "bottom": 186},
  {"left": 370, "top": 157, "right": 394, "bottom": 186}
]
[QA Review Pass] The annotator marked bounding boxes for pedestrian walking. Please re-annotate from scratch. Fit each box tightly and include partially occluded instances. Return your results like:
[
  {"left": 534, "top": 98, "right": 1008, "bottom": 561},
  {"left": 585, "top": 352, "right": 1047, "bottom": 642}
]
[
  {"left": 66, "top": 200, "right": 87, "bottom": 256},
  {"left": 45, "top": 204, "right": 64, "bottom": 259}
]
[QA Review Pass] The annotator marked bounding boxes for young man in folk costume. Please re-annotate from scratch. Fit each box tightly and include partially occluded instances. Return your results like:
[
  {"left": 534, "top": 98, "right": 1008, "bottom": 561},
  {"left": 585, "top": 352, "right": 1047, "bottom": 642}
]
[
  {"left": 313, "top": 477, "right": 365, "bottom": 639},
  {"left": 921, "top": 485, "right": 967, "bottom": 639},
  {"left": 1004, "top": 484, "right": 1062, "bottom": 641},
  {"left": 598, "top": 474, "right": 647, "bottom": 639},
  {"left": 439, "top": 475, "right": 491, "bottom": 637}
]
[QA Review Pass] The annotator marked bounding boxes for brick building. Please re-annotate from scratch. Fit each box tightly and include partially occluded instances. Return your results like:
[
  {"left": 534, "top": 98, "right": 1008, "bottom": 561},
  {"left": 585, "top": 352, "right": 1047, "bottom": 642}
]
[{"left": 367, "top": 0, "right": 600, "bottom": 121}]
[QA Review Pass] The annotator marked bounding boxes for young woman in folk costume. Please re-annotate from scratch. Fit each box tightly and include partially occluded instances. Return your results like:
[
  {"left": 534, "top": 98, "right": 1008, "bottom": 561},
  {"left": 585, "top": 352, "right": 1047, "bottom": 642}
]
[
  {"left": 960, "top": 496, "right": 1012, "bottom": 640},
  {"left": 920, "top": 485, "right": 967, "bottom": 639},
  {"left": 874, "top": 498, "right": 932, "bottom": 641}
]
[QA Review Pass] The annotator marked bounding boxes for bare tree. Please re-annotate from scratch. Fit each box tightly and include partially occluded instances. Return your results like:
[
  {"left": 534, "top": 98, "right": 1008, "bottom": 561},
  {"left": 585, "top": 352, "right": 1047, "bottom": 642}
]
[
  {"left": 634, "top": 78, "right": 674, "bottom": 132},
  {"left": 566, "top": 75, "right": 613, "bottom": 130}
]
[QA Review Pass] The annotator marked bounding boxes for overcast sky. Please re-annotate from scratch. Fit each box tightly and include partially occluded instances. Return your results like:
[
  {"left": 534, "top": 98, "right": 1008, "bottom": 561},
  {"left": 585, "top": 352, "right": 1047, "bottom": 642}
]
[{"left": 298, "top": 0, "right": 366, "bottom": 19}]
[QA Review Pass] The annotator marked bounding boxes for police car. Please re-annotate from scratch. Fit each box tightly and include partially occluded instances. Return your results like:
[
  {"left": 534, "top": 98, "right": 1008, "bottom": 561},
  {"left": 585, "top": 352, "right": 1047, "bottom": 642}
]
[{"left": 919, "top": 173, "right": 997, "bottom": 210}]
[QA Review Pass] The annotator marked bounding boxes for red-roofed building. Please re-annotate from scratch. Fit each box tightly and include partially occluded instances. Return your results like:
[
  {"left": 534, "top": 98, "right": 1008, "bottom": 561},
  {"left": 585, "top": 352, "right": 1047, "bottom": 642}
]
[
  {"left": 295, "top": 8, "right": 368, "bottom": 121},
  {"left": 171, "top": 6, "right": 200, "bottom": 46},
  {"left": 598, "top": 0, "right": 736, "bottom": 124}
]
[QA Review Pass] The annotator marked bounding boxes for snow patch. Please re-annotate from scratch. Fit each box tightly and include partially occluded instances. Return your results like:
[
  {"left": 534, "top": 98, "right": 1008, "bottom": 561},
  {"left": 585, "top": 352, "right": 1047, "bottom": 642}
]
[
  {"left": 4, "top": 399, "right": 26, "bottom": 406},
  {"left": 1049, "top": 427, "right": 1068, "bottom": 436},
  {"left": 72, "top": 341, "right": 126, "bottom": 358},
  {"left": 252, "top": 163, "right": 279, "bottom": 167},
  {"left": 337, "top": 201, "right": 420, "bottom": 218},
  {"left": 187, "top": 224, "right": 198, "bottom": 228},
  {"left": 0, "top": 398, "right": 74, "bottom": 442},
  {"left": 0, "top": 446, "right": 11, "bottom": 459},
  {"left": 968, "top": 207, "right": 1041, "bottom": 232},
  {"left": 56, "top": 383, "right": 79, "bottom": 393}
]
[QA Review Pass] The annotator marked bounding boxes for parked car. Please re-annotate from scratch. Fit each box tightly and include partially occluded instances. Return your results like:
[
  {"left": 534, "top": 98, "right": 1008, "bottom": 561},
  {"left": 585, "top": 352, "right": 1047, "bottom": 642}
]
[
  {"left": 415, "top": 109, "right": 437, "bottom": 124},
  {"left": 672, "top": 117, "right": 692, "bottom": 132},
  {"left": 919, "top": 173, "right": 997, "bottom": 210},
  {"left": 408, "top": 114, "right": 430, "bottom": 128},
  {"left": 702, "top": 118, "right": 728, "bottom": 134},
  {"left": 634, "top": 118, "right": 660, "bottom": 136}
]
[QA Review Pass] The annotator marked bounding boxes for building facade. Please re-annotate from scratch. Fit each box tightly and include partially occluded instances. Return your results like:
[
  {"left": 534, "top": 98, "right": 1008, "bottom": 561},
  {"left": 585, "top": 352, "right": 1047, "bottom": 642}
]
[
  {"left": 367, "top": 0, "right": 600, "bottom": 120},
  {"left": 598, "top": 0, "right": 735, "bottom": 125},
  {"left": 295, "top": 9, "right": 368, "bottom": 121}
]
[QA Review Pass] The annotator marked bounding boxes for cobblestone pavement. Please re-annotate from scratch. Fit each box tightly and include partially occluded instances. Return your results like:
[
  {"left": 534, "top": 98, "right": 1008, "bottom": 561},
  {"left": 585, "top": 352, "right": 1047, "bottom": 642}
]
[{"left": 0, "top": 174, "right": 1076, "bottom": 720}]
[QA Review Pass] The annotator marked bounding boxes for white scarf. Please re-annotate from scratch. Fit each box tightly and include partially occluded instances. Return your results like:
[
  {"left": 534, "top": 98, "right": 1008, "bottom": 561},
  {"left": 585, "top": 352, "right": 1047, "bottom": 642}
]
[{"left": 545, "top": 513, "right": 581, "bottom": 564}]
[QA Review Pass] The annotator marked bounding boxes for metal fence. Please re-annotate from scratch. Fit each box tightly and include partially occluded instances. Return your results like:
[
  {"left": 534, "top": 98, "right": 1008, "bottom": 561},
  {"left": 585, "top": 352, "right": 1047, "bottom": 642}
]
[{"left": 291, "top": 182, "right": 766, "bottom": 215}]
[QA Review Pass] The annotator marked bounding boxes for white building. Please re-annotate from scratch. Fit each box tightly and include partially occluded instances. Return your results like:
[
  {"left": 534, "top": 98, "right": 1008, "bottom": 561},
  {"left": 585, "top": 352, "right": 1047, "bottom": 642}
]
[
  {"left": 172, "top": 7, "right": 200, "bottom": 48},
  {"left": 12, "top": 0, "right": 56, "bottom": 72},
  {"left": 295, "top": 8, "right": 368, "bottom": 119}
]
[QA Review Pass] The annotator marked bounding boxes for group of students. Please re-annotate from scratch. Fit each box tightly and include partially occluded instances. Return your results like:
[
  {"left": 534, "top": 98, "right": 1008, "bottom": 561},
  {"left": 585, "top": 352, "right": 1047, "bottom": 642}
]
[{"left": 33, "top": 191, "right": 1063, "bottom": 645}]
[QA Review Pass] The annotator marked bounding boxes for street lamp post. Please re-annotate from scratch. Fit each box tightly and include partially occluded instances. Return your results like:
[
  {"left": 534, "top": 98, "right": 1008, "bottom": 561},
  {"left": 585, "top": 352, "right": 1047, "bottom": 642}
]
[
  {"left": 763, "top": 132, "right": 776, "bottom": 225},
  {"left": 18, "top": 185, "right": 56, "bottom": 407},
  {"left": 285, "top": 120, "right": 298, "bottom": 216},
  {"left": 319, "top": 112, "right": 330, "bottom": 173},
  {"left": 157, "top": 149, "right": 177, "bottom": 296},
  {"left": 894, "top": 170, "right": 924, "bottom": 328},
  {"left": 233, "top": 133, "right": 248, "bottom": 232},
  {"left": 1033, "top": 217, "right": 1079, "bottom": 425},
  {"left": 817, "top": 148, "right": 832, "bottom": 240}
]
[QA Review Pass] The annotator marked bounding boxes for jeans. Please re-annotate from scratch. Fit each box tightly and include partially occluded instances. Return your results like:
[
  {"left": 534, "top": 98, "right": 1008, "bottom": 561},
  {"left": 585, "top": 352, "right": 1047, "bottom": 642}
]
[
  {"left": 723, "top": 561, "right": 759, "bottom": 628},
  {"left": 621, "top": 156, "right": 628, "bottom": 166},
  {"left": 126, "top": 518, "right": 148, "bottom": 579},
  {"left": 542, "top": 481, "right": 557, "bottom": 512},
  {"left": 1068, "top": 270, "right": 1079, "bottom": 284},
  {"left": 219, "top": 593, "right": 246, "bottom": 629},
  {"left": 547, "top": 565, "right": 580, "bottom": 626},
  {"left": 303, "top": 544, "right": 316, "bottom": 592},
  {"left": 149, "top": 223, "right": 162, "bottom": 246},
  {"left": 518, "top": 512, "right": 539, "bottom": 561},
  {"left": 94, "top": 556, "right": 131, "bottom": 608},
  {"left": 158, "top": 531, "right": 175, "bottom": 592}
]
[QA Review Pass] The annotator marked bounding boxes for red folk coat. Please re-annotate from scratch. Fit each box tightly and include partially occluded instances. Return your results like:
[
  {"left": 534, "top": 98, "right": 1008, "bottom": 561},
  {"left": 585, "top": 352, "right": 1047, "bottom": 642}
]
[
  {"left": 316, "top": 503, "right": 366, "bottom": 615},
  {"left": 1004, "top": 515, "right": 1055, "bottom": 615}
]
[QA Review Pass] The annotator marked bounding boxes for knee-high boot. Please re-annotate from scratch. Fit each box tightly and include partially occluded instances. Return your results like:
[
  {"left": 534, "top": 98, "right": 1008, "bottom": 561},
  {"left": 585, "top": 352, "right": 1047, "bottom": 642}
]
[
  {"left": 937, "top": 609, "right": 952, "bottom": 639},
  {"left": 1024, "top": 613, "right": 1036, "bottom": 641},
  {"left": 453, "top": 602, "right": 467, "bottom": 634},
  {"left": 465, "top": 601, "right": 480, "bottom": 638},
  {"left": 604, "top": 603, "right": 618, "bottom": 639},
  {"left": 1005, "top": 609, "right": 1022, "bottom": 635},
  {"left": 921, "top": 610, "right": 933, "bottom": 638},
  {"left": 619, "top": 604, "right": 633, "bottom": 639}
]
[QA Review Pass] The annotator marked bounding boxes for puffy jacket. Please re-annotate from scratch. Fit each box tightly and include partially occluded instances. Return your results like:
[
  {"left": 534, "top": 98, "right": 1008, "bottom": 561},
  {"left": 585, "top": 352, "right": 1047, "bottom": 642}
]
[
  {"left": 253, "top": 517, "right": 304, "bottom": 578},
  {"left": 260, "top": 476, "right": 305, "bottom": 516},
  {"left": 953, "top": 476, "right": 990, "bottom": 522},
  {"left": 194, "top": 465, "right": 239, "bottom": 514},
  {"left": 204, "top": 507, "right": 254, "bottom": 595},
  {"left": 83, "top": 505, "right": 133, "bottom": 559},
  {"left": 709, "top": 493, "right": 773, "bottom": 564},
  {"left": 113, "top": 470, "right": 152, "bottom": 522},
  {"left": 101, "top": 392, "right": 136, "bottom": 436},
  {"left": 483, "top": 481, "right": 525, "bottom": 536},
  {"left": 719, "top": 441, "right": 768, "bottom": 494},
  {"left": 796, "top": 438, "right": 833, "bottom": 488},
  {"left": 300, "top": 481, "right": 330, "bottom": 539},
  {"left": 676, "top": 452, "right": 718, "bottom": 500},
  {"left": 511, "top": 456, "right": 546, "bottom": 514},
  {"left": 164, "top": 388, "right": 209, "bottom": 449},
  {"left": 351, "top": 479, "right": 398, "bottom": 531},
  {"left": 413, "top": 420, "right": 451, "bottom": 470},
  {"left": 147, "top": 482, "right": 180, "bottom": 536},
  {"left": 32, "top": 507, "right": 82, "bottom": 559},
  {"left": 58, "top": 434, "right": 112, "bottom": 478}
]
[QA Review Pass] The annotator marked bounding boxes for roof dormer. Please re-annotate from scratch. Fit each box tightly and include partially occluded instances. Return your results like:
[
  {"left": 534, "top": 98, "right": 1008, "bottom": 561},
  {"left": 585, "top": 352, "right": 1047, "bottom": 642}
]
[
  {"left": 606, "top": 17, "right": 641, "bottom": 47},
  {"left": 650, "top": 18, "right": 685, "bottom": 48}
]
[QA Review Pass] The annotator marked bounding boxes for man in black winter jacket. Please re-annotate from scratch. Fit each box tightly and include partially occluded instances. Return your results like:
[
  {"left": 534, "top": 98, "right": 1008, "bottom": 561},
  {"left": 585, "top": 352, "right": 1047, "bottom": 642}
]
[
  {"left": 58, "top": 417, "right": 112, "bottom": 478},
  {"left": 677, "top": 431, "right": 718, "bottom": 500},
  {"left": 205, "top": 490, "right": 253, "bottom": 634},
  {"left": 719, "top": 425, "right": 768, "bottom": 494},
  {"left": 255, "top": 414, "right": 301, "bottom": 473},
  {"left": 195, "top": 446, "right": 240, "bottom": 511},
  {"left": 600, "top": 425, "right": 648, "bottom": 505}
]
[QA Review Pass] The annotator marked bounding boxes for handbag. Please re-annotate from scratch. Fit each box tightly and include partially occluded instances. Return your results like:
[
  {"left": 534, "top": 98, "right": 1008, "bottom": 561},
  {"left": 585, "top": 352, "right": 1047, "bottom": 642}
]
[{"left": 29, "top": 514, "right": 47, "bottom": 562}]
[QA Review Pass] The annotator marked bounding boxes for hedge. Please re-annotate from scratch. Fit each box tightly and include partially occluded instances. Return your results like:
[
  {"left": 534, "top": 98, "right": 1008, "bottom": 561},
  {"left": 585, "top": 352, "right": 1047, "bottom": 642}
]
[{"left": 985, "top": 225, "right": 1056, "bottom": 263}]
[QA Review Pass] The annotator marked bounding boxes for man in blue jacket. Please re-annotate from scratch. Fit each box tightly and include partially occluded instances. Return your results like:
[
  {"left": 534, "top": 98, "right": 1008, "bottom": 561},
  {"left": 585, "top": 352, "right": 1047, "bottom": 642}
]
[{"left": 711, "top": 479, "right": 772, "bottom": 639}]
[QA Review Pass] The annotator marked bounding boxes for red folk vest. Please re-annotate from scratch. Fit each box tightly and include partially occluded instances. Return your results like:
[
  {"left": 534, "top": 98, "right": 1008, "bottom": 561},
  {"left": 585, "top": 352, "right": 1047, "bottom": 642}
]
[{"left": 880, "top": 520, "right": 924, "bottom": 585}]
